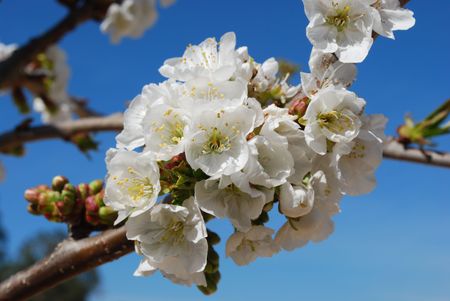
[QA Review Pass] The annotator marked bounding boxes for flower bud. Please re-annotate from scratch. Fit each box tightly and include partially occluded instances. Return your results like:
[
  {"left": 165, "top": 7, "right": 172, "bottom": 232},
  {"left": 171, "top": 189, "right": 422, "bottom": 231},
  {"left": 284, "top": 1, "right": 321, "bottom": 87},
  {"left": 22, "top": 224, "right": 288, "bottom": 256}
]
[
  {"left": 89, "top": 179, "right": 103, "bottom": 195},
  {"left": 24, "top": 189, "right": 40, "bottom": 204},
  {"left": 85, "top": 195, "right": 100, "bottom": 225},
  {"left": 288, "top": 97, "right": 309, "bottom": 117},
  {"left": 98, "top": 206, "right": 117, "bottom": 225},
  {"left": 52, "top": 175, "right": 69, "bottom": 192},
  {"left": 77, "top": 183, "right": 91, "bottom": 200}
]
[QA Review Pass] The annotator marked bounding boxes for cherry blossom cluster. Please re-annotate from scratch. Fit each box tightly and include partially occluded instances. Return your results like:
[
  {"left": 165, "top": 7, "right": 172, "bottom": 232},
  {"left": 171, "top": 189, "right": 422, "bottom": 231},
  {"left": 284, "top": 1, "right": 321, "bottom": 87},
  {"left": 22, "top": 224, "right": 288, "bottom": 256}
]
[
  {"left": 103, "top": 0, "right": 414, "bottom": 294},
  {"left": 100, "top": 0, "right": 176, "bottom": 44},
  {"left": 303, "top": 0, "right": 415, "bottom": 63}
]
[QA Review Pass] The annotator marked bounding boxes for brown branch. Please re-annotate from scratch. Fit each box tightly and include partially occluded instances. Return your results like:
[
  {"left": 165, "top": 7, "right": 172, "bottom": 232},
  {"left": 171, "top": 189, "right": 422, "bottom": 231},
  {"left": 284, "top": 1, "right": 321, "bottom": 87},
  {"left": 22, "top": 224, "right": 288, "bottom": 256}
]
[
  {"left": 0, "top": 114, "right": 123, "bottom": 152},
  {"left": 0, "top": 227, "right": 132, "bottom": 301},
  {"left": 383, "top": 138, "right": 450, "bottom": 168},
  {"left": 0, "top": 0, "right": 114, "bottom": 90}
]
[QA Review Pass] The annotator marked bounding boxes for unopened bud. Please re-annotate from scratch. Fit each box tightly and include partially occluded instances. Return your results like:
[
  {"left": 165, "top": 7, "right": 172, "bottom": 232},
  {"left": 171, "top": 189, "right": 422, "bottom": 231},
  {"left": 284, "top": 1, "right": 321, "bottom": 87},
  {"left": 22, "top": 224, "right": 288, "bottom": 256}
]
[
  {"left": 24, "top": 189, "right": 40, "bottom": 204},
  {"left": 89, "top": 179, "right": 103, "bottom": 195},
  {"left": 77, "top": 183, "right": 90, "bottom": 200},
  {"left": 98, "top": 206, "right": 117, "bottom": 225},
  {"left": 288, "top": 97, "right": 309, "bottom": 117},
  {"left": 52, "top": 175, "right": 69, "bottom": 192}
]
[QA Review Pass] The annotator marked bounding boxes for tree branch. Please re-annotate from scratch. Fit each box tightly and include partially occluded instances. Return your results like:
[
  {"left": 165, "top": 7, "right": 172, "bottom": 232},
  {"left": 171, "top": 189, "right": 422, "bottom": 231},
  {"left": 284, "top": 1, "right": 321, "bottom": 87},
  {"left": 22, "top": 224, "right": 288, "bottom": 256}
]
[
  {"left": 0, "top": 0, "right": 114, "bottom": 90},
  {"left": 0, "top": 113, "right": 449, "bottom": 168},
  {"left": 0, "top": 114, "right": 123, "bottom": 152},
  {"left": 0, "top": 227, "right": 132, "bottom": 301}
]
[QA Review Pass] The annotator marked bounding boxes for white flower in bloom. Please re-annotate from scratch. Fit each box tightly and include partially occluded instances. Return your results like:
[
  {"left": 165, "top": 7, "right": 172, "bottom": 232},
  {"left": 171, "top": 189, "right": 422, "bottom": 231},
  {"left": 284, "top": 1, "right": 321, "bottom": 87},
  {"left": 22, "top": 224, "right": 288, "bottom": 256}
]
[
  {"left": 260, "top": 105, "right": 300, "bottom": 147},
  {"left": 126, "top": 197, "right": 208, "bottom": 285},
  {"left": 371, "top": 0, "right": 415, "bottom": 39},
  {"left": 33, "top": 46, "right": 73, "bottom": 124},
  {"left": 142, "top": 104, "right": 191, "bottom": 161},
  {"left": 116, "top": 80, "right": 181, "bottom": 150},
  {"left": 234, "top": 46, "right": 254, "bottom": 82},
  {"left": 244, "top": 136, "right": 294, "bottom": 188},
  {"left": 105, "top": 148, "right": 160, "bottom": 224},
  {"left": 159, "top": 32, "right": 241, "bottom": 83},
  {"left": 332, "top": 114, "right": 387, "bottom": 195},
  {"left": 301, "top": 48, "right": 357, "bottom": 98},
  {"left": 260, "top": 105, "right": 315, "bottom": 183},
  {"left": 275, "top": 171, "right": 341, "bottom": 251},
  {"left": 195, "top": 177, "right": 273, "bottom": 231},
  {"left": 252, "top": 58, "right": 279, "bottom": 93},
  {"left": 226, "top": 225, "right": 279, "bottom": 266},
  {"left": 185, "top": 106, "right": 256, "bottom": 177},
  {"left": 178, "top": 80, "right": 248, "bottom": 113},
  {"left": 279, "top": 181, "right": 315, "bottom": 218},
  {"left": 304, "top": 86, "right": 366, "bottom": 155},
  {"left": 302, "top": 0, "right": 374, "bottom": 63},
  {"left": 101, "top": 0, "right": 158, "bottom": 44}
]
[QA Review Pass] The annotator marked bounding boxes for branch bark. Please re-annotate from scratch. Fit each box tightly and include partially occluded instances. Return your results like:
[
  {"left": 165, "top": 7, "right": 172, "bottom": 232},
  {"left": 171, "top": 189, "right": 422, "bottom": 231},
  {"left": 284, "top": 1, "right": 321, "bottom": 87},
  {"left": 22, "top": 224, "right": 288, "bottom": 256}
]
[
  {"left": 0, "top": 227, "right": 132, "bottom": 301},
  {"left": 0, "top": 114, "right": 123, "bottom": 152}
]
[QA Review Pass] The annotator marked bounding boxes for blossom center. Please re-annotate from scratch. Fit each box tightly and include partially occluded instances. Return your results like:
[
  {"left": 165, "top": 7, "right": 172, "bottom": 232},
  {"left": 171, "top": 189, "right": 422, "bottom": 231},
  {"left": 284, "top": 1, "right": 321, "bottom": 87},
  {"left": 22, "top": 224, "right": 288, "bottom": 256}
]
[
  {"left": 113, "top": 167, "right": 154, "bottom": 202},
  {"left": 318, "top": 110, "right": 354, "bottom": 134},
  {"left": 326, "top": 5, "right": 351, "bottom": 32},
  {"left": 160, "top": 221, "right": 185, "bottom": 245},
  {"left": 202, "top": 127, "right": 231, "bottom": 154}
]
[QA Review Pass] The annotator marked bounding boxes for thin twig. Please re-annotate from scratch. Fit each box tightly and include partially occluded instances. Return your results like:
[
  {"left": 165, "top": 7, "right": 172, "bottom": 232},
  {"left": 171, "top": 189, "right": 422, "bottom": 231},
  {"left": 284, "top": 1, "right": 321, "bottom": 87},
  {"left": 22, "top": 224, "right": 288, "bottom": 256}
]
[
  {"left": 0, "top": 227, "right": 132, "bottom": 301},
  {"left": 0, "top": 114, "right": 123, "bottom": 152}
]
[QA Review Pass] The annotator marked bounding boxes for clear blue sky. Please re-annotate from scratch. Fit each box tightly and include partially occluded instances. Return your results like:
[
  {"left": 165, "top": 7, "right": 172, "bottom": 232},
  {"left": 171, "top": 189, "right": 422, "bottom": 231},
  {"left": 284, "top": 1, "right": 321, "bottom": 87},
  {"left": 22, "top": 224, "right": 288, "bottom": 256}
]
[{"left": 1, "top": 1, "right": 449, "bottom": 300}]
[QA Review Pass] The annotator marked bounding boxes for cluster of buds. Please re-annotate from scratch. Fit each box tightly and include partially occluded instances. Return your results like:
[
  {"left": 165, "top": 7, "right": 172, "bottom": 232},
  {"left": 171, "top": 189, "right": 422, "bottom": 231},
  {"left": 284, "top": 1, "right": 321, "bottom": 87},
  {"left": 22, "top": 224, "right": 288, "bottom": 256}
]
[{"left": 25, "top": 176, "right": 117, "bottom": 232}]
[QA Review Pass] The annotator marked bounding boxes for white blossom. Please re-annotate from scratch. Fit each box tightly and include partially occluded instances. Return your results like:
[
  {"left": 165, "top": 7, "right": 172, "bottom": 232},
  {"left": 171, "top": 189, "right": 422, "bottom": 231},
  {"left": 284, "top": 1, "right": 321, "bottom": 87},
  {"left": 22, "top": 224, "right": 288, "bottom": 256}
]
[
  {"left": 126, "top": 197, "right": 208, "bottom": 285},
  {"left": 142, "top": 104, "right": 191, "bottom": 161},
  {"left": 371, "top": 0, "right": 415, "bottom": 39},
  {"left": 100, "top": 0, "right": 158, "bottom": 44},
  {"left": 104, "top": 148, "right": 161, "bottom": 224},
  {"left": 302, "top": 0, "right": 375, "bottom": 63},
  {"left": 226, "top": 225, "right": 279, "bottom": 266},
  {"left": 331, "top": 114, "right": 387, "bottom": 195},
  {"left": 275, "top": 171, "right": 341, "bottom": 251},
  {"left": 116, "top": 80, "right": 181, "bottom": 150},
  {"left": 195, "top": 177, "right": 273, "bottom": 231},
  {"left": 252, "top": 58, "right": 279, "bottom": 93},
  {"left": 244, "top": 136, "right": 294, "bottom": 188},
  {"left": 185, "top": 106, "right": 256, "bottom": 177},
  {"left": 159, "top": 32, "right": 242, "bottom": 83},
  {"left": 279, "top": 181, "right": 315, "bottom": 218},
  {"left": 301, "top": 48, "right": 357, "bottom": 98},
  {"left": 304, "top": 86, "right": 366, "bottom": 155}
]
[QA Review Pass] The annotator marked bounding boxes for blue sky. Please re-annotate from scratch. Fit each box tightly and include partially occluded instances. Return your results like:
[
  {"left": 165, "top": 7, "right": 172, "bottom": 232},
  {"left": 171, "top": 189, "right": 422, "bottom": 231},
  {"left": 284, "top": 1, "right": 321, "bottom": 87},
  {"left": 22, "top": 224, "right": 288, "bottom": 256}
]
[{"left": 1, "top": 0, "right": 450, "bottom": 300}]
